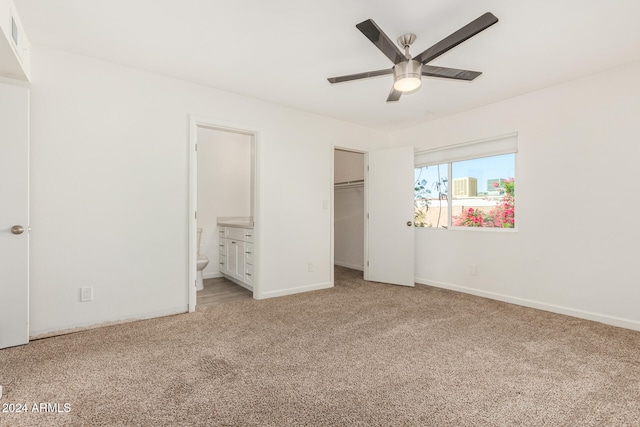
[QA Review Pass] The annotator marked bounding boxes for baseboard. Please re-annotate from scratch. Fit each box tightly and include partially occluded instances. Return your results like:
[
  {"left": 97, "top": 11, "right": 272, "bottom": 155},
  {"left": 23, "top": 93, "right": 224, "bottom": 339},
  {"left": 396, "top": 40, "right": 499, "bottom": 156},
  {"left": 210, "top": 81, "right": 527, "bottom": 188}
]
[
  {"left": 415, "top": 277, "right": 640, "bottom": 332},
  {"left": 29, "top": 306, "right": 188, "bottom": 340},
  {"left": 256, "top": 281, "right": 333, "bottom": 300},
  {"left": 334, "top": 261, "right": 364, "bottom": 271},
  {"left": 203, "top": 271, "right": 223, "bottom": 279}
]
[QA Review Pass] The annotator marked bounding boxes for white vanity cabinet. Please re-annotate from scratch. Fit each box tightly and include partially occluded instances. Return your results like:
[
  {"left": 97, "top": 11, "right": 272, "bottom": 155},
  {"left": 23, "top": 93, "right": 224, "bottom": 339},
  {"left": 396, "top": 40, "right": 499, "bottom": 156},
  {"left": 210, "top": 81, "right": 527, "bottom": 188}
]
[
  {"left": 217, "top": 233, "right": 227, "bottom": 277},
  {"left": 244, "top": 243, "right": 254, "bottom": 287},
  {"left": 219, "top": 225, "right": 254, "bottom": 291},
  {"left": 226, "top": 238, "right": 245, "bottom": 282}
]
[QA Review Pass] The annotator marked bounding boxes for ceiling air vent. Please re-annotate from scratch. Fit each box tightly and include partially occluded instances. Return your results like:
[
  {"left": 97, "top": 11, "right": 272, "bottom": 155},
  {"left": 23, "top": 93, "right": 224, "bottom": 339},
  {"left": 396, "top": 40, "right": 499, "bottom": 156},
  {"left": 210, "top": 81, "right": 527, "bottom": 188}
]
[{"left": 11, "top": 16, "right": 18, "bottom": 46}]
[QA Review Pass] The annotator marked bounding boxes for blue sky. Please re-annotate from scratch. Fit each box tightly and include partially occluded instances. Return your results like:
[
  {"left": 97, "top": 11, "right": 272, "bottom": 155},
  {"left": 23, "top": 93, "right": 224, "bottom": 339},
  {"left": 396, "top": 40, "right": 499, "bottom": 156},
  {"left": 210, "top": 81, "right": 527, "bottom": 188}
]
[{"left": 415, "top": 153, "right": 515, "bottom": 195}]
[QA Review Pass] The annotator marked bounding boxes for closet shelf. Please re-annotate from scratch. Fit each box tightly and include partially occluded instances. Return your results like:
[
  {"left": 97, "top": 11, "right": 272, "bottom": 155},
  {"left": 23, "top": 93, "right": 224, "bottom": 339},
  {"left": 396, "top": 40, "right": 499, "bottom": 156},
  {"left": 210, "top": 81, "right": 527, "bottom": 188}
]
[{"left": 334, "top": 179, "right": 364, "bottom": 189}]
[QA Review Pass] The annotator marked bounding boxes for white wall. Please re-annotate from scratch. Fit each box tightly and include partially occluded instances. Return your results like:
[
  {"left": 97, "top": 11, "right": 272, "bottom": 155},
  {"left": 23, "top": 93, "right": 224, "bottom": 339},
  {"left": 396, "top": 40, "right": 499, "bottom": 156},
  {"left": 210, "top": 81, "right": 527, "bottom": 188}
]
[
  {"left": 334, "top": 150, "right": 365, "bottom": 270},
  {"left": 334, "top": 186, "right": 365, "bottom": 270},
  {"left": 390, "top": 60, "right": 640, "bottom": 330},
  {"left": 334, "top": 149, "right": 364, "bottom": 184},
  {"left": 197, "top": 128, "right": 251, "bottom": 279},
  {"left": 28, "top": 45, "right": 388, "bottom": 336}
]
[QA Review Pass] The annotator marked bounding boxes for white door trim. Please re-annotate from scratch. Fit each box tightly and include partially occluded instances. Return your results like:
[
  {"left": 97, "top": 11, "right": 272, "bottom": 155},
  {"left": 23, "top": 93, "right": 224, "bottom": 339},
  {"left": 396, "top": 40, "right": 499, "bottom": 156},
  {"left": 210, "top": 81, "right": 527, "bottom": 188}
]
[{"left": 188, "top": 116, "right": 259, "bottom": 311}]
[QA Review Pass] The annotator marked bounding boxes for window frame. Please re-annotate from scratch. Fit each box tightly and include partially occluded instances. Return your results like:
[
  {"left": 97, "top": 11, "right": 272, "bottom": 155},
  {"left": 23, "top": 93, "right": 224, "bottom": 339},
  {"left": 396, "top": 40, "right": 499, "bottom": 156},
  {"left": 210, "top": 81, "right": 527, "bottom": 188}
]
[{"left": 414, "top": 133, "right": 518, "bottom": 232}]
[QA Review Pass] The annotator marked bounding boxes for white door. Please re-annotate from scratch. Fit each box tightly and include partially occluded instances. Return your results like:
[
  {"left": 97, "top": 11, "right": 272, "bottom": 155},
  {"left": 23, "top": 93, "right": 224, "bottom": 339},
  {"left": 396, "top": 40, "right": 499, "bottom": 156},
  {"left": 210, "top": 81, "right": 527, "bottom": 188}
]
[
  {"left": 365, "top": 146, "right": 415, "bottom": 287},
  {"left": 0, "top": 82, "right": 29, "bottom": 349}
]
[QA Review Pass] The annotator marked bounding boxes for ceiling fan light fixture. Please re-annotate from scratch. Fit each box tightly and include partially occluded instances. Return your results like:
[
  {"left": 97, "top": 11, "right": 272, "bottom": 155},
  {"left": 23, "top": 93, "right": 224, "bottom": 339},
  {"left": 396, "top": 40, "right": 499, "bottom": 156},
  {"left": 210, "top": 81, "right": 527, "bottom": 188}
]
[
  {"left": 394, "top": 76, "right": 421, "bottom": 92},
  {"left": 393, "top": 60, "right": 422, "bottom": 92}
]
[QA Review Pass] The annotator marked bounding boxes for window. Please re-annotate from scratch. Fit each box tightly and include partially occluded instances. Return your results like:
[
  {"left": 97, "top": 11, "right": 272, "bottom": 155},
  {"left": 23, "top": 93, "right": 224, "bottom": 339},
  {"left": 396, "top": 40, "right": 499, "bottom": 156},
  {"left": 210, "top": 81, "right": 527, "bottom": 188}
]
[
  {"left": 414, "top": 134, "right": 517, "bottom": 229},
  {"left": 450, "top": 154, "right": 515, "bottom": 228},
  {"left": 414, "top": 163, "right": 449, "bottom": 228}
]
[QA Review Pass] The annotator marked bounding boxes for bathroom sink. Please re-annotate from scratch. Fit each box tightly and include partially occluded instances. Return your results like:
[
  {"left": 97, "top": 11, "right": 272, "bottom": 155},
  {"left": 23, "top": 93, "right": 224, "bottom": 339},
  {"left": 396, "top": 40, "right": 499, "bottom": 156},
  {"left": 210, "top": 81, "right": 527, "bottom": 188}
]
[{"left": 217, "top": 217, "right": 254, "bottom": 229}]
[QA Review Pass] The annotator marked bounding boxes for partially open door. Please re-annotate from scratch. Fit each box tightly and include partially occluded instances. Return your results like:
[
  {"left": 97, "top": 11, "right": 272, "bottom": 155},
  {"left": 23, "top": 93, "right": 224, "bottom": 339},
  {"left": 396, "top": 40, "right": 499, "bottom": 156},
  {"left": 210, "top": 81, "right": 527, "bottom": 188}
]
[{"left": 365, "top": 146, "right": 415, "bottom": 287}]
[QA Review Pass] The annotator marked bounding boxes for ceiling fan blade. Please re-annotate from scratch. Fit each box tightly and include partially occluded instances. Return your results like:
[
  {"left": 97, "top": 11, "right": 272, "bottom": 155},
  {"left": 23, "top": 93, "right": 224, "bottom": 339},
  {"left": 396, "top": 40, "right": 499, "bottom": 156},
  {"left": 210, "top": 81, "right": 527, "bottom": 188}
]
[
  {"left": 413, "top": 12, "right": 498, "bottom": 65},
  {"left": 356, "top": 19, "right": 406, "bottom": 65},
  {"left": 386, "top": 87, "right": 402, "bottom": 102},
  {"left": 421, "top": 65, "right": 481, "bottom": 81},
  {"left": 327, "top": 69, "right": 393, "bottom": 84}
]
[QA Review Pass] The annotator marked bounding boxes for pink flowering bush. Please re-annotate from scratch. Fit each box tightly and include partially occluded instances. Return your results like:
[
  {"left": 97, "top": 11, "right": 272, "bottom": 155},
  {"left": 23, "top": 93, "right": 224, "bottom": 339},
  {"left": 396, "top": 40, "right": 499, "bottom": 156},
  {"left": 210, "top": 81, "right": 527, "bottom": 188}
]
[
  {"left": 452, "top": 208, "right": 487, "bottom": 227},
  {"left": 452, "top": 178, "right": 515, "bottom": 228}
]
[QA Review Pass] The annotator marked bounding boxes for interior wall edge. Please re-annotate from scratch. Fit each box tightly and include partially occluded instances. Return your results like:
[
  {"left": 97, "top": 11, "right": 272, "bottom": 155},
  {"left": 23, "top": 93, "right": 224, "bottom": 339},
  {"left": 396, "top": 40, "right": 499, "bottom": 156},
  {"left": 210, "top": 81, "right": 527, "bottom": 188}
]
[
  {"left": 29, "top": 306, "right": 188, "bottom": 340},
  {"left": 257, "top": 282, "right": 333, "bottom": 300},
  {"left": 415, "top": 277, "right": 640, "bottom": 333},
  {"left": 334, "top": 261, "right": 364, "bottom": 271}
]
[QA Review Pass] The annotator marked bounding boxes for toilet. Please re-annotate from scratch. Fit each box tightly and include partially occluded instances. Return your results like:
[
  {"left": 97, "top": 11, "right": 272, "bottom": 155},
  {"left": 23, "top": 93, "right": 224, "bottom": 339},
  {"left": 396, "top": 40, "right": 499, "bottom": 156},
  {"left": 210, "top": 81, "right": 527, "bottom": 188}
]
[{"left": 196, "top": 227, "right": 209, "bottom": 291}]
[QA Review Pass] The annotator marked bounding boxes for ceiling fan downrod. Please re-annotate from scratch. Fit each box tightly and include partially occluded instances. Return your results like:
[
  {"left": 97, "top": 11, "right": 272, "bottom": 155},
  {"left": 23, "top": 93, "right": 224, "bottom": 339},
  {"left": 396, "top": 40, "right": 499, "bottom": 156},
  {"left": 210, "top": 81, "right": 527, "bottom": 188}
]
[{"left": 397, "top": 33, "right": 417, "bottom": 59}]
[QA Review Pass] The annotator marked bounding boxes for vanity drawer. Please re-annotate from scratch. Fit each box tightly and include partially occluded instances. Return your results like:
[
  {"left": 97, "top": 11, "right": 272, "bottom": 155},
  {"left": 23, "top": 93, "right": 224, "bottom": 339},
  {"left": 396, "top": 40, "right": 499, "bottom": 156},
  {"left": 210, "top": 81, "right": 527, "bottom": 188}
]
[
  {"left": 218, "top": 227, "right": 226, "bottom": 239},
  {"left": 218, "top": 254, "right": 226, "bottom": 270},
  {"left": 244, "top": 264, "right": 254, "bottom": 286},
  {"left": 244, "top": 243, "right": 254, "bottom": 264},
  {"left": 218, "top": 238, "right": 226, "bottom": 251},
  {"left": 225, "top": 226, "right": 254, "bottom": 243}
]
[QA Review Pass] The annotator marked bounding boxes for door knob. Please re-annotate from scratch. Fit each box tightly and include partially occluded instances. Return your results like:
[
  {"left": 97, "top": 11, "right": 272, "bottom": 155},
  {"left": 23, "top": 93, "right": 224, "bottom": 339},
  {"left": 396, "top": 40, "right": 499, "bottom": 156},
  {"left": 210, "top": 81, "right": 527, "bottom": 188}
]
[
  {"left": 11, "top": 225, "right": 25, "bottom": 235},
  {"left": 406, "top": 221, "right": 413, "bottom": 226}
]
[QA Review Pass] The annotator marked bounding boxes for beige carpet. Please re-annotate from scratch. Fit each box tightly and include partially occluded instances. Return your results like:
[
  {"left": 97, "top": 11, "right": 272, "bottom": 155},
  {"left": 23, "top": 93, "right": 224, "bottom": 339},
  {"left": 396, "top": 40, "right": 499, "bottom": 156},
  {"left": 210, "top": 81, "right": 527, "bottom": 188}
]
[{"left": 1, "top": 266, "right": 639, "bottom": 426}]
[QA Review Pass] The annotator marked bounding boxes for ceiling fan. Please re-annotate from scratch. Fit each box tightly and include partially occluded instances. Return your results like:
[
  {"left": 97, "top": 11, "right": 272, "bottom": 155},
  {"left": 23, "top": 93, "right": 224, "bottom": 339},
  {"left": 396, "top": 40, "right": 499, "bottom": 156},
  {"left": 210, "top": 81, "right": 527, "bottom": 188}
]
[{"left": 327, "top": 12, "right": 498, "bottom": 102}]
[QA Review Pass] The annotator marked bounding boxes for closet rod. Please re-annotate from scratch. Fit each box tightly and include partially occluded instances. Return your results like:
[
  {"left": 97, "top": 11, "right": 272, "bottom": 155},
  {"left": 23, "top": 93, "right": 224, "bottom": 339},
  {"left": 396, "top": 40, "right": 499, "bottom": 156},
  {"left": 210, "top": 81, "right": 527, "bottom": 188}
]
[
  {"left": 334, "top": 181, "right": 364, "bottom": 190},
  {"left": 334, "top": 179, "right": 364, "bottom": 186}
]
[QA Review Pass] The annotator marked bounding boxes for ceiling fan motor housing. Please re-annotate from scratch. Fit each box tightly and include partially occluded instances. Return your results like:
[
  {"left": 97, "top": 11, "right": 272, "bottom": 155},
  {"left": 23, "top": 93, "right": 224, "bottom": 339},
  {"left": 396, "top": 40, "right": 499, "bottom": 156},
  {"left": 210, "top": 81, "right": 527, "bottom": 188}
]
[{"left": 393, "top": 60, "right": 422, "bottom": 91}]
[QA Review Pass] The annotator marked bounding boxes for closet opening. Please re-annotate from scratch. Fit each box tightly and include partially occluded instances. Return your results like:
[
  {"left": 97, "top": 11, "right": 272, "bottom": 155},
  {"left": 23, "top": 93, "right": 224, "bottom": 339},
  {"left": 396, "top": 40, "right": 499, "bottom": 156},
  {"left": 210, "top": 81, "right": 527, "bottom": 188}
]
[{"left": 333, "top": 148, "right": 366, "bottom": 281}]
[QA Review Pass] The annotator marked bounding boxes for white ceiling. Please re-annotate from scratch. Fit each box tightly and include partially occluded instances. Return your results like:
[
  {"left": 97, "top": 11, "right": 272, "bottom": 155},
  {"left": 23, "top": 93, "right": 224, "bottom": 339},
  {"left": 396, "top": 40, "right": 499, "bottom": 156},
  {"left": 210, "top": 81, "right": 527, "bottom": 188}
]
[{"left": 13, "top": 0, "right": 640, "bottom": 132}]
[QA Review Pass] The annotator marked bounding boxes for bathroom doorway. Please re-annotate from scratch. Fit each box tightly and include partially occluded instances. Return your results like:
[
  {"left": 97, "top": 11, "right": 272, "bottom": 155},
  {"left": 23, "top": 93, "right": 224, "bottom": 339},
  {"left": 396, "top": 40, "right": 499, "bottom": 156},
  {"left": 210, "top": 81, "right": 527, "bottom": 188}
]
[
  {"left": 188, "top": 117, "right": 258, "bottom": 311},
  {"left": 333, "top": 148, "right": 366, "bottom": 280}
]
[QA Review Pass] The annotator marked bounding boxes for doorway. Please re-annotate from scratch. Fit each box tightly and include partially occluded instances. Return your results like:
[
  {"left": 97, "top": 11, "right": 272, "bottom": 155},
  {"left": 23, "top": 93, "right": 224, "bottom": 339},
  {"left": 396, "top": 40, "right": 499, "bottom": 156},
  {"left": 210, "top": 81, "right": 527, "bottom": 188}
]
[
  {"left": 333, "top": 148, "right": 366, "bottom": 278},
  {"left": 188, "top": 117, "right": 258, "bottom": 311},
  {"left": 332, "top": 145, "right": 416, "bottom": 288}
]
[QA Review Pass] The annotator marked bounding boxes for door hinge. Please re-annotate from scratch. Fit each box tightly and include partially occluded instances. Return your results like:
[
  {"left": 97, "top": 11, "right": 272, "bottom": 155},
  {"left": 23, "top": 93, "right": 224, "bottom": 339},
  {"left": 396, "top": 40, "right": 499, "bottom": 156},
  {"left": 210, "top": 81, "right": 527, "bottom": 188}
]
[
  {"left": 195, "top": 211, "right": 197, "bottom": 219},
  {"left": 195, "top": 143, "right": 198, "bottom": 151},
  {"left": 367, "top": 260, "right": 369, "bottom": 266}
]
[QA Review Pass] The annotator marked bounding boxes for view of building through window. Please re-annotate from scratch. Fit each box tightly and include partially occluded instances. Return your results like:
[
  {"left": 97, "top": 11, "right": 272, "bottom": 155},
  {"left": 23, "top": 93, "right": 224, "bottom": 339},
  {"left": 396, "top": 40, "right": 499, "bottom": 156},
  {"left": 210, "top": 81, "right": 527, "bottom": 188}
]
[{"left": 415, "top": 153, "right": 515, "bottom": 228}]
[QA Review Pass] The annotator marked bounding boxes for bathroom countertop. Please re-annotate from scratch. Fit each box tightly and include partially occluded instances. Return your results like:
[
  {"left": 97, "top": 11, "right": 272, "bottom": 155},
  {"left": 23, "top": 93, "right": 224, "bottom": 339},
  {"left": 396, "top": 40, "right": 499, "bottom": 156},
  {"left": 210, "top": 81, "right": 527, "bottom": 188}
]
[{"left": 217, "top": 217, "right": 254, "bottom": 229}]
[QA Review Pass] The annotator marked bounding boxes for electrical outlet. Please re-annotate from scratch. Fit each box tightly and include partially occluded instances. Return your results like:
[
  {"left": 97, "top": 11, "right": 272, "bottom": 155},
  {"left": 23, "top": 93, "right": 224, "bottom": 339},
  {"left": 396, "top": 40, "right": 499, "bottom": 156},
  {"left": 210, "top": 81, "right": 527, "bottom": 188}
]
[
  {"left": 80, "top": 287, "right": 93, "bottom": 302},
  {"left": 308, "top": 262, "right": 314, "bottom": 272}
]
